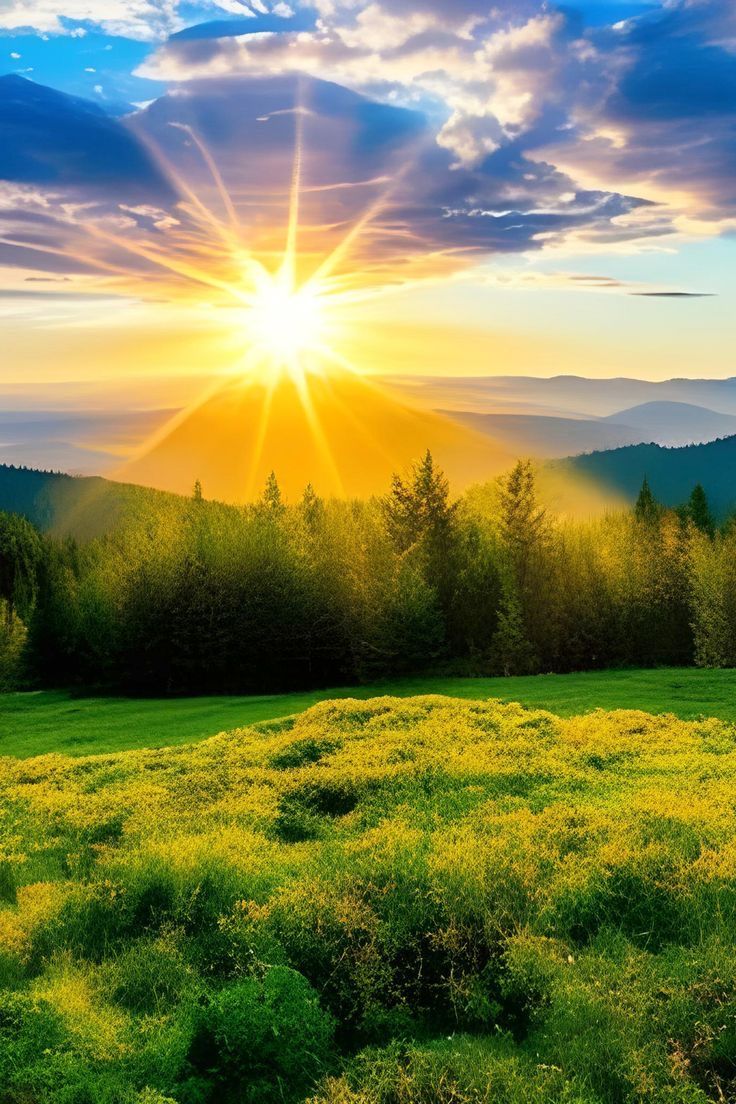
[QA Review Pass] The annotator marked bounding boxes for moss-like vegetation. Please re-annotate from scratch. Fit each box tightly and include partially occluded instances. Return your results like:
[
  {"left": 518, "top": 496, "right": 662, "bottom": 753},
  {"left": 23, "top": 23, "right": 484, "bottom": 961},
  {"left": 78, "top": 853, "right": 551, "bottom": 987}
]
[{"left": 3, "top": 695, "right": 736, "bottom": 1101}]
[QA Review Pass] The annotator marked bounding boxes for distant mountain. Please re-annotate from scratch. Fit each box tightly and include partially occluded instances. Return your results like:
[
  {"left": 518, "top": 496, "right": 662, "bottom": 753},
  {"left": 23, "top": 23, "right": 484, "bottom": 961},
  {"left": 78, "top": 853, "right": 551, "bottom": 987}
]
[
  {"left": 444, "top": 401, "right": 736, "bottom": 459},
  {"left": 385, "top": 374, "right": 736, "bottom": 420},
  {"left": 0, "top": 409, "right": 174, "bottom": 476},
  {"left": 555, "top": 436, "right": 736, "bottom": 516},
  {"left": 601, "top": 402, "right": 736, "bottom": 445},
  {"left": 441, "top": 411, "right": 645, "bottom": 458}
]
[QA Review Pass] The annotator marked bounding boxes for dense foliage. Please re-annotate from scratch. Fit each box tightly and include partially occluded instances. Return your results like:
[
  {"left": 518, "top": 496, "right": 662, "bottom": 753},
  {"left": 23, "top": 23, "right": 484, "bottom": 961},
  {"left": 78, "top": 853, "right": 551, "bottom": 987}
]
[
  {"left": 0, "top": 456, "right": 735, "bottom": 692},
  {"left": 3, "top": 695, "right": 736, "bottom": 1101}
]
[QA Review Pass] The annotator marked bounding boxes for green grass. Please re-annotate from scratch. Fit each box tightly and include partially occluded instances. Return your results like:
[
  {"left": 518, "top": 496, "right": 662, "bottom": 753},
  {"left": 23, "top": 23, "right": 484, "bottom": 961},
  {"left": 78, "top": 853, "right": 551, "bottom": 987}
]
[
  {"left": 3, "top": 666, "right": 736, "bottom": 758},
  {"left": 5, "top": 695, "right": 736, "bottom": 1102}
]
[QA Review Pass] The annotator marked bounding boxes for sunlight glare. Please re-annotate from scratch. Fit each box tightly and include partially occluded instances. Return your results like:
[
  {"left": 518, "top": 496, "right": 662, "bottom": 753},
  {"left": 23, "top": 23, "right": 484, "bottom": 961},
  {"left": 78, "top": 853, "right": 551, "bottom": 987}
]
[{"left": 245, "top": 267, "right": 325, "bottom": 373}]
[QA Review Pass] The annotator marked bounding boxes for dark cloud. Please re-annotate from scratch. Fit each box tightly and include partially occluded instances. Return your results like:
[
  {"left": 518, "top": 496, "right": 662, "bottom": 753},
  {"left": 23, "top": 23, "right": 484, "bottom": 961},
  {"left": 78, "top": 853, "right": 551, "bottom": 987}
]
[
  {"left": 0, "top": 75, "right": 173, "bottom": 200},
  {"left": 630, "top": 291, "right": 716, "bottom": 298}
]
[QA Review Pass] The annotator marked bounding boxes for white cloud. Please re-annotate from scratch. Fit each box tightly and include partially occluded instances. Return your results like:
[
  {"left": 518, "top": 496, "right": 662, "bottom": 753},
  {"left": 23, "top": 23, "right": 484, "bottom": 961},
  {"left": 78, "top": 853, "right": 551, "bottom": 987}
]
[
  {"left": 140, "top": 5, "right": 583, "bottom": 167},
  {"left": 0, "top": 1, "right": 291, "bottom": 41}
]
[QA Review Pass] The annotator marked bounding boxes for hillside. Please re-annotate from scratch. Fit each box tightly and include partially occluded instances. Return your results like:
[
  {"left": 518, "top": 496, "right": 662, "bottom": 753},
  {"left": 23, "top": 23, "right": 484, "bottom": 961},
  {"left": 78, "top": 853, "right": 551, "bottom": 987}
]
[
  {"left": 443, "top": 410, "right": 644, "bottom": 457},
  {"left": 555, "top": 434, "right": 736, "bottom": 514},
  {"left": 3, "top": 695, "right": 736, "bottom": 1102},
  {"left": 0, "top": 464, "right": 177, "bottom": 538}
]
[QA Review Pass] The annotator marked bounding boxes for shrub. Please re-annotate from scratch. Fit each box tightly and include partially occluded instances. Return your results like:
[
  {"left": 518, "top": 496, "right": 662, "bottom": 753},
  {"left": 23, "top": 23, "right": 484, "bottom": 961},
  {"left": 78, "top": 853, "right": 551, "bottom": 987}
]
[{"left": 187, "top": 967, "right": 335, "bottom": 1102}]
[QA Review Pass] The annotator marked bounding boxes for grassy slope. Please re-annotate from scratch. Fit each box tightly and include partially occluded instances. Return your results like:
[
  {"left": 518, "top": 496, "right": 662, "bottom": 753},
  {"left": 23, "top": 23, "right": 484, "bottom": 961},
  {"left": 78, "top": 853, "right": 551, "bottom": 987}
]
[
  {"left": 4, "top": 695, "right": 736, "bottom": 1102},
  {"left": 3, "top": 666, "right": 736, "bottom": 758}
]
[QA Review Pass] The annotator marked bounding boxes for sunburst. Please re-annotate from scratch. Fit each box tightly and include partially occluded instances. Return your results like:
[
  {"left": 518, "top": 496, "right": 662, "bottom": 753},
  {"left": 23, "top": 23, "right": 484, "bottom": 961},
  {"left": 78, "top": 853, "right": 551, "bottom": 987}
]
[{"left": 13, "top": 86, "right": 457, "bottom": 496}]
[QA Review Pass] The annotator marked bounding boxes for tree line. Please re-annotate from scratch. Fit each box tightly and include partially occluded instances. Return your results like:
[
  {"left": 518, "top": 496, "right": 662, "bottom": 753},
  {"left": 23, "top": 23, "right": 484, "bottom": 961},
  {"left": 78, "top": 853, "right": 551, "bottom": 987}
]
[{"left": 0, "top": 455, "right": 733, "bottom": 693}]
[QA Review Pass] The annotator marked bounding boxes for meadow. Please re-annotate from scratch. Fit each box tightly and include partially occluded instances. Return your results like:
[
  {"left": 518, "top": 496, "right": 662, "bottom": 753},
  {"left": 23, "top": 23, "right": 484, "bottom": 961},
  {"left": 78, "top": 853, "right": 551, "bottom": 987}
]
[
  {"left": 5, "top": 665, "right": 736, "bottom": 757},
  {"left": 3, "top": 693, "right": 736, "bottom": 1102}
]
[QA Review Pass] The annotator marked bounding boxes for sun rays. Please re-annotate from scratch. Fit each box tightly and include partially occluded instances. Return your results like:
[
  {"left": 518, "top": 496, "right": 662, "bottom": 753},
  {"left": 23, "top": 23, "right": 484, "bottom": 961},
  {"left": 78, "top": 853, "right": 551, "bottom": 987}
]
[
  {"left": 6, "top": 83, "right": 489, "bottom": 500},
  {"left": 93, "top": 90, "right": 429, "bottom": 491}
]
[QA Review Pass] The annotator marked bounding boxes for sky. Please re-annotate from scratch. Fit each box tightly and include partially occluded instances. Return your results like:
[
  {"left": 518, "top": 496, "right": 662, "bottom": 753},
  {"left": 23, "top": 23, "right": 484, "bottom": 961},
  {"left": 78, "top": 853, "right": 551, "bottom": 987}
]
[{"left": 0, "top": 0, "right": 735, "bottom": 432}]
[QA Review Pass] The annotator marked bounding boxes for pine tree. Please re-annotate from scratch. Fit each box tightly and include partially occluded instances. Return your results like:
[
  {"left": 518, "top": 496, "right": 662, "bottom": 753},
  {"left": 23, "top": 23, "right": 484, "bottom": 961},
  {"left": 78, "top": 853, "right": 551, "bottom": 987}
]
[
  {"left": 687, "top": 483, "right": 715, "bottom": 537},
  {"left": 300, "top": 483, "right": 323, "bottom": 527},
  {"left": 635, "top": 476, "right": 661, "bottom": 525},
  {"left": 490, "top": 587, "right": 538, "bottom": 677},
  {"left": 383, "top": 450, "right": 455, "bottom": 553},
  {"left": 260, "top": 472, "right": 285, "bottom": 517},
  {"left": 192, "top": 479, "right": 203, "bottom": 503},
  {"left": 498, "top": 460, "right": 547, "bottom": 589}
]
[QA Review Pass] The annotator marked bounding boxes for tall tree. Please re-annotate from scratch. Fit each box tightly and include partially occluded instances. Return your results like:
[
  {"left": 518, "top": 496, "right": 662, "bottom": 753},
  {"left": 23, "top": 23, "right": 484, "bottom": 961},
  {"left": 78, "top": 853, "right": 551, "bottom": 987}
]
[
  {"left": 300, "top": 483, "right": 323, "bottom": 528},
  {"left": 687, "top": 483, "right": 715, "bottom": 537},
  {"left": 0, "top": 512, "right": 43, "bottom": 628},
  {"left": 491, "top": 461, "right": 548, "bottom": 675},
  {"left": 497, "top": 460, "right": 547, "bottom": 590},
  {"left": 383, "top": 450, "right": 456, "bottom": 554},
  {"left": 382, "top": 450, "right": 459, "bottom": 640},
  {"left": 635, "top": 476, "right": 661, "bottom": 525},
  {"left": 260, "top": 472, "right": 286, "bottom": 518}
]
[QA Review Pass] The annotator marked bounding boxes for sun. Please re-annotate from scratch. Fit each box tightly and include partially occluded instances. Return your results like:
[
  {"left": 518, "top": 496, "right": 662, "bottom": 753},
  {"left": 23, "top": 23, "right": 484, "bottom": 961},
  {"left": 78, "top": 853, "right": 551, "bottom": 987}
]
[{"left": 245, "top": 265, "right": 326, "bottom": 376}]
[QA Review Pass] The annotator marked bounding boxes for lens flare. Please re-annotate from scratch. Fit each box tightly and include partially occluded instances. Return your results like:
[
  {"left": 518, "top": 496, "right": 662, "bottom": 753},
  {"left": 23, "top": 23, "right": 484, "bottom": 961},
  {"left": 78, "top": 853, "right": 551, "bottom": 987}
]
[{"left": 245, "top": 263, "right": 327, "bottom": 381}]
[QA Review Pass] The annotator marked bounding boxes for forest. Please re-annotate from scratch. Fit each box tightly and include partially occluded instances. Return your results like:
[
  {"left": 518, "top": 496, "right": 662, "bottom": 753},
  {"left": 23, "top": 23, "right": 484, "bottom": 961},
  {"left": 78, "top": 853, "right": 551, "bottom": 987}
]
[{"left": 0, "top": 455, "right": 734, "bottom": 694}]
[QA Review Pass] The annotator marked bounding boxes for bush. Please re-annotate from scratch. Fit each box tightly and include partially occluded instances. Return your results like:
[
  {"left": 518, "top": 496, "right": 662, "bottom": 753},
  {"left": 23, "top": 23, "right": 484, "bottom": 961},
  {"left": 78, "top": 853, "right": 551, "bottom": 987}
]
[{"left": 187, "top": 967, "right": 335, "bottom": 1102}]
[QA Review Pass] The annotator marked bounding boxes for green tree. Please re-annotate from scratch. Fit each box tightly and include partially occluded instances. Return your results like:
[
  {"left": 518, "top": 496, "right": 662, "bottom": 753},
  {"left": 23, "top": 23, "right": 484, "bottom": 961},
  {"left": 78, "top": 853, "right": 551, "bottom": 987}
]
[
  {"left": 300, "top": 483, "right": 323, "bottom": 528},
  {"left": 491, "top": 461, "right": 549, "bottom": 673},
  {"left": 686, "top": 483, "right": 715, "bottom": 537},
  {"left": 0, "top": 512, "right": 43, "bottom": 628},
  {"left": 497, "top": 460, "right": 547, "bottom": 588},
  {"left": 260, "top": 472, "right": 286, "bottom": 518},
  {"left": 490, "top": 588, "right": 538, "bottom": 676},
  {"left": 635, "top": 476, "right": 661, "bottom": 525},
  {"left": 192, "top": 479, "right": 203, "bottom": 503},
  {"left": 383, "top": 450, "right": 456, "bottom": 554}
]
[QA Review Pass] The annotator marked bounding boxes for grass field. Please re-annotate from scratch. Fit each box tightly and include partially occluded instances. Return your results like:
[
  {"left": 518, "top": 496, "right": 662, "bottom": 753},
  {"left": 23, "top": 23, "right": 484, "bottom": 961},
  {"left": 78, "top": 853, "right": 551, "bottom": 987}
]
[
  {"left": 3, "top": 666, "right": 736, "bottom": 758},
  {"left": 4, "top": 694, "right": 736, "bottom": 1102}
]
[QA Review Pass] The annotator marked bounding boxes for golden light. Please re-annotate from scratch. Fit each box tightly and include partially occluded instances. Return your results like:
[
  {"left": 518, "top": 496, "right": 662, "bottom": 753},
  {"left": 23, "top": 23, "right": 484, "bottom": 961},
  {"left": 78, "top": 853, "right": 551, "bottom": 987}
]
[{"left": 244, "top": 264, "right": 327, "bottom": 377}]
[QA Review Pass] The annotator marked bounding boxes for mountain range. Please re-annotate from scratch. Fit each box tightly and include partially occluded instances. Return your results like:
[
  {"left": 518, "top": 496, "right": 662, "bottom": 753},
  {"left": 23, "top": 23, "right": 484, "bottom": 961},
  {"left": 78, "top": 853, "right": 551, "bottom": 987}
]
[{"left": 4, "top": 379, "right": 736, "bottom": 477}]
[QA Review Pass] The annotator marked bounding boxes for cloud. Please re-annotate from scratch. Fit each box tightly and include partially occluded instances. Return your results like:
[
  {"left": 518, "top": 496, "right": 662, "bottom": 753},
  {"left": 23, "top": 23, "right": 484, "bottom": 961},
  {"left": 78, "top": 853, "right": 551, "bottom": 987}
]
[
  {"left": 137, "top": 0, "right": 736, "bottom": 238},
  {"left": 0, "top": 1, "right": 297, "bottom": 41},
  {"left": 630, "top": 291, "right": 716, "bottom": 298},
  {"left": 0, "top": 72, "right": 652, "bottom": 291},
  {"left": 0, "top": 75, "right": 172, "bottom": 198}
]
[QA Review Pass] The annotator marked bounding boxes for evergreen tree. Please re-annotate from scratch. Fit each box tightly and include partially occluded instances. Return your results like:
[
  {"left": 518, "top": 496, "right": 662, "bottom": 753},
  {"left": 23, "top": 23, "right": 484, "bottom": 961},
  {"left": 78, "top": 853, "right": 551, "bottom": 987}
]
[
  {"left": 687, "top": 483, "right": 715, "bottom": 537},
  {"left": 492, "top": 461, "right": 548, "bottom": 675},
  {"left": 382, "top": 451, "right": 459, "bottom": 640},
  {"left": 192, "top": 479, "right": 203, "bottom": 503},
  {"left": 383, "top": 450, "right": 455, "bottom": 554},
  {"left": 490, "top": 587, "right": 538, "bottom": 677},
  {"left": 635, "top": 476, "right": 661, "bottom": 525},
  {"left": 0, "top": 512, "right": 43, "bottom": 628},
  {"left": 260, "top": 472, "right": 286, "bottom": 517},
  {"left": 498, "top": 460, "right": 547, "bottom": 589},
  {"left": 300, "top": 483, "right": 323, "bottom": 528}
]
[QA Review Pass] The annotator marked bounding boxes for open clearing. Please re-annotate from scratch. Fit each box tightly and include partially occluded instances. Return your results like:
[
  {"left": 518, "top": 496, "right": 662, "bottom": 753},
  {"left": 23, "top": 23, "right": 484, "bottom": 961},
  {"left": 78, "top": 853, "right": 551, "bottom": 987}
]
[
  {"left": 3, "top": 694, "right": 736, "bottom": 1102},
  {"left": 3, "top": 666, "right": 736, "bottom": 757}
]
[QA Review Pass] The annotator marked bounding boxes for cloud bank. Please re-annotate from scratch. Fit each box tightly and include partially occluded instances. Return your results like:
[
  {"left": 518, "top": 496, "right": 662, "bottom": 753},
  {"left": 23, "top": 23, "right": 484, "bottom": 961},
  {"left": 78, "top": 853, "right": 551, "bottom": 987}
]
[{"left": 0, "top": 1, "right": 733, "bottom": 297}]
